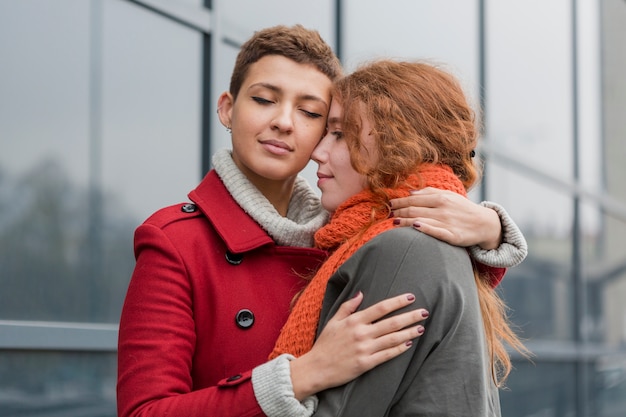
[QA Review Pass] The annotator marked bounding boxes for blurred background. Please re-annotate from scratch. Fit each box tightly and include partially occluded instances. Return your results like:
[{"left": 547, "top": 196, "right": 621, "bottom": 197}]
[{"left": 1, "top": 0, "right": 625, "bottom": 416}]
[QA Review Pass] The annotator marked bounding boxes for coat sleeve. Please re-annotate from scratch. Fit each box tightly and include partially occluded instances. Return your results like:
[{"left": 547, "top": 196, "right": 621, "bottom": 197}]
[
  {"left": 313, "top": 228, "right": 501, "bottom": 417},
  {"left": 469, "top": 201, "right": 528, "bottom": 269},
  {"left": 117, "top": 223, "right": 264, "bottom": 417}
]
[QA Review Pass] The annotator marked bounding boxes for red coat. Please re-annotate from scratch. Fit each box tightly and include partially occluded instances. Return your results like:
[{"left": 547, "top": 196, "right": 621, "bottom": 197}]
[{"left": 117, "top": 170, "right": 327, "bottom": 417}]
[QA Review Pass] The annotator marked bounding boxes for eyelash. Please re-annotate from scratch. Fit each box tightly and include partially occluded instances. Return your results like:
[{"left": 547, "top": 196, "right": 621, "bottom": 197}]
[
  {"left": 302, "top": 110, "right": 323, "bottom": 119},
  {"left": 331, "top": 130, "right": 343, "bottom": 139},
  {"left": 251, "top": 96, "right": 322, "bottom": 119},
  {"left": 252, "top": 96, "right": 272, "bottom": 105}
]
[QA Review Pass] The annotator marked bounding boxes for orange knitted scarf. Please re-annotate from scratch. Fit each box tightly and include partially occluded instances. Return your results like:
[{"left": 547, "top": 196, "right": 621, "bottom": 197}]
[{"left": 268, "top": 164, "right": 467, "bottom": 360}]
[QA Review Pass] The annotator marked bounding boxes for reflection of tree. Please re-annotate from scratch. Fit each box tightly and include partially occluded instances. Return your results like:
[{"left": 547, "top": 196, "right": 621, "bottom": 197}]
[{"left": 0, "top": 159, "right": 136, "bottom": 323}]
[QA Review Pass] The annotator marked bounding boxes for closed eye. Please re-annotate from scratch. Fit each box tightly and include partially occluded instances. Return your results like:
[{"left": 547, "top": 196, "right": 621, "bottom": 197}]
[
  {"left": 252, "top": 96, "right": 273, "bottom": 105},
  {"left": 302, "top": 109, "right": 323, "bottom": 119}
]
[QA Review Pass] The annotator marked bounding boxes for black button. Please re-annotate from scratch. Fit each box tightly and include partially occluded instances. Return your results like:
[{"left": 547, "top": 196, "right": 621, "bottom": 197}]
[
  {"left": 235, "top": 309, "right": 254, "bottom": 329},
  {"left": 181, "top": 203, "right": 197, "bottom": 213},
  {"left": 226, "top": 374, "right": 242, "bottom": 382},
  {"left": 225, "top": 251, "right": 243, "bottom": 265}
]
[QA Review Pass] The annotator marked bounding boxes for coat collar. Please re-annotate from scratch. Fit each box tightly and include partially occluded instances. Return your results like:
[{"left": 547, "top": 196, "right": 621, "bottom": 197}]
[{"left": 189, "top": 170, "right": 274, "bottom": 253}]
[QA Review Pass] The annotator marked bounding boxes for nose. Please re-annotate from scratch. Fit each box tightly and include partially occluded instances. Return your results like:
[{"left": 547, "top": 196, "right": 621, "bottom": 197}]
[
  {"left": 271, "top": 105, "right": 294, "bottom": 133},
  {"left": 311, "top": 133, "right": 331, "bottom": 164}
]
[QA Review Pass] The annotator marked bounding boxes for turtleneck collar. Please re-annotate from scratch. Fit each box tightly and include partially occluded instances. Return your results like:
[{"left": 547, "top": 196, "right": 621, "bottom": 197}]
[{"left": 211, "top": 149, "right": 329, "bottom": 247}]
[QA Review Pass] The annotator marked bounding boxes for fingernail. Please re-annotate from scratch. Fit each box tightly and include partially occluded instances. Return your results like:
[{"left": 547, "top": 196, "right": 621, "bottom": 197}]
[
  {"left": 393, "top": 219, "right": 400, "bottom": 225},
  {"left": 421, "top": 310, "right": 429, "bottom": 318},
  {"left": 407, "top": 294, "right": 415, "bottom": 302},
  {"left": 388, "top": 211, "right": 394, "bottom": 218},
  {"left": 405, "top": 340, "right": 413, "bottom": 347},
  {"left": 417, "top": 325, "right": 425, "bottom": 335},
  {"left": 413, "top": 222, "right": 421, "bottom": 228},
  {"left": 352, "top": 291, "right": 362, "bottom": 299}
]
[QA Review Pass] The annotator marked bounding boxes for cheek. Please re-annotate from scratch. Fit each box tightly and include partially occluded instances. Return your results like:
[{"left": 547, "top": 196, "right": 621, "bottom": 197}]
[
  {"left": 346, "top": 172, "right": 367, "bottom": 196},
  {"left": 243, "top": 110, "right": 268, "bottom": 132},
  {"left": 302, "top": 123, "right": 326, "bottom": 146},
  {"left": 336, "top": 160, "right": 366, "bottom": 196}
]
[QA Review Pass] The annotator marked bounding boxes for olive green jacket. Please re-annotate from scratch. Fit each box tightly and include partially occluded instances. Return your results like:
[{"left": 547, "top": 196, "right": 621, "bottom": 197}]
[{"left": 314, "top": 227, "right": 502, "bottom": 417}]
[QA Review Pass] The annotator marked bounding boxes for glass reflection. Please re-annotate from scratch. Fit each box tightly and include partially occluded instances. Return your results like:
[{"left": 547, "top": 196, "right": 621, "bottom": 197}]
[{"left": 0, "top": 351, "right": 116, "bottom": 417}]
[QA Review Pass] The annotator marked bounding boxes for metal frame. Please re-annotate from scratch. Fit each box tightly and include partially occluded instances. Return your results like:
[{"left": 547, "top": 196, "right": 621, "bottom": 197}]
[
  {"left": 0, "top": 320, "right": 118, "bottom": 351},
  {"left": 126, "top": 0, "right": 212, "bottom": 33}
]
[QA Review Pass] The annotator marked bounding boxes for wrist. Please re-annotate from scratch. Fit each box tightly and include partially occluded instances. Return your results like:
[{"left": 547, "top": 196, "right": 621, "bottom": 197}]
[
  {"left": 479, "top": 206, "right": 503, "bottom": 250},
  {"left": 290, "top": 353, "right": 323, "bottom": 401},
  {"left": 252, "top": 354, "right": 318, "bottom": 417}
]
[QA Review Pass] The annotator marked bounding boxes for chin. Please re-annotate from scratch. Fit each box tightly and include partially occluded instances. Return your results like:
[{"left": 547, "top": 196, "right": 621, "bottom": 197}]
[
  {"left": 320, "top": 199, "right": 338, "bottom": 213},
  {"left": 255, "top": 166, "right": 296, "bottom": 182}
]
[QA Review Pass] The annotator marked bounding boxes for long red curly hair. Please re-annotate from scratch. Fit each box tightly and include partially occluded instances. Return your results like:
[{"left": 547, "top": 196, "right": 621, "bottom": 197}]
[{"left": 334, "top": 59, "right": 529, "bottom": 386}]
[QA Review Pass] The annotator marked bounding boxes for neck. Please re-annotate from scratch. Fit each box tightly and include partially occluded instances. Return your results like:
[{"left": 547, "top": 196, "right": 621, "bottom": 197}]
[
  {"left": 256, "top": 178, "right": 295, "bottom": 217},
  {"left": 237, "top": 166, "right": 295, "bottom": 217}
]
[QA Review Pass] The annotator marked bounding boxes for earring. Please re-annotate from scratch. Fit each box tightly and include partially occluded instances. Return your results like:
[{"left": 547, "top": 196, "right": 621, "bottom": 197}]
[{"left": 226, "top": 126, "right": 232, "bottom": 134}]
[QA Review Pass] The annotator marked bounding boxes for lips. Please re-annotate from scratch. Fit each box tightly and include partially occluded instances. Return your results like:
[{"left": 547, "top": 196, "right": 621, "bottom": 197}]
[
  {"left": 259, "top": 139, "right": 293, "bottom": 152},
  {"left": 317, "top": 172, "right": 332, "bottom": 180},
  {"left": 316, "top": 171, "right": 332, "bottom": 189}
]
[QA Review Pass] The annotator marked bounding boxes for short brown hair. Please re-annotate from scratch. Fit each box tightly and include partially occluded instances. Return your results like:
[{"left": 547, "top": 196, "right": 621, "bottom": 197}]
[{"left": 229, "top": 24, "right": 343, "bottom": 99}]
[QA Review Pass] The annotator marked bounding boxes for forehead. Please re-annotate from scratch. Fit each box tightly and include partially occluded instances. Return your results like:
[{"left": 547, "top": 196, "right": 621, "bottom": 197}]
[
  {"left": 328, "top": 98, "right": 343, "bottom": 119},
  {"left": 242, "top": 55, "right": 333, "bottom": 98}
]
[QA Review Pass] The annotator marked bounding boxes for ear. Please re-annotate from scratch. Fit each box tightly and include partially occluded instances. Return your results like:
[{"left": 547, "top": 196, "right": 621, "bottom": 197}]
[{"left": 216, "top": 92, "right": 234, "bottom": 129}]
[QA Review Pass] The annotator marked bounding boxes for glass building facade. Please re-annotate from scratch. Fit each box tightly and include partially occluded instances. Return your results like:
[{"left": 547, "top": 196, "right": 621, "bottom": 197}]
[{"left": 1, "top": 0, "right": 624, "bottom": 416}]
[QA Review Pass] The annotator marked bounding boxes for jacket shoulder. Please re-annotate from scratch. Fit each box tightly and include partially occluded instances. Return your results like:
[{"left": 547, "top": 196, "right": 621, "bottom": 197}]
[
  {"left": 142, "top": 202, "right": 203, "bottom": 229},
  {"left": 351, "top": 228, "right": 472, "bottom": 282},
  {"left": 371, "top": 227, "right": 463, "bottom": 258}
]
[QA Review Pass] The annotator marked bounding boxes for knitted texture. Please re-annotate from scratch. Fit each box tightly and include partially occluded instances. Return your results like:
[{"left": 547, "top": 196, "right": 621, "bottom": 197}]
[
  {"left": 269, "top": 164, "right": 466, "bottom": 360},
  {"left": 252, "top": 354, "right": 318, "bottom": 416},
  {"left": 470, "top": 201, "right": 528, "bottom": 268},
  {"left": 212, "top": 148, "right": 329, "bottom": 247}
]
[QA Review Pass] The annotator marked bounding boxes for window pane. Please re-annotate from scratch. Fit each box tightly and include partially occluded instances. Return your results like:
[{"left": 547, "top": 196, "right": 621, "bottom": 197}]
[
  {"left": 491, "top": 166, "right": 574, "bottom": 342},
  {"left": 601, "top": 0, "right": 626, "bottom": 207},
  {"left": 0, "top": 0, "right": 201, "bottom": 322},
  {"left": 500, "top": 361, "right": 577, "bottom": 417},
  {"left": 596, "top": 354, "right": 626, "bottom": 417},
  {"left": 343, "top": 0, "right": 479, "bottom": 80},
  {"left": 486, "top": 0, "right": 573, "bottom": 180},
  {"left": 581, "top": 201, "right": 626, "bottom": 416},
  {"left": 0, "top": 351, "right": 116, "bottom": 417}
]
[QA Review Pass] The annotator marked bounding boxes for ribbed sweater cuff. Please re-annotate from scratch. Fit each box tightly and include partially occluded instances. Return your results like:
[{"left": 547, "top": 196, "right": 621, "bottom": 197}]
[
  {"left": 468, "top": 201, "right": 528, "bottom": 268},
  {"left": 252, "top": 354, "right": 318, "bottom": 417}
]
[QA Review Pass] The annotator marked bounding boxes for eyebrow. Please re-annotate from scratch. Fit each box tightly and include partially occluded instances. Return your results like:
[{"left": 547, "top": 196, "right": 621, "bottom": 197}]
[
  {"left": 327, "top": 116, "right": 342, "bottom": 125},
  {"left": 248, "top": 82, "right": 328, "bottom": 107}
]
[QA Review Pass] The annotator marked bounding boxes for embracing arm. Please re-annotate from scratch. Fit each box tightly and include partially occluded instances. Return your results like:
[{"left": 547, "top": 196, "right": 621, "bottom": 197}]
[
  {"left": 253, "top": 292, "right": 427, "bottom": 416},
  {"left": 390, "top": 187, "right": 528, "bottom": 268},
  {"left": 469, "top": 201, "right": 527, "bottom": 267}
]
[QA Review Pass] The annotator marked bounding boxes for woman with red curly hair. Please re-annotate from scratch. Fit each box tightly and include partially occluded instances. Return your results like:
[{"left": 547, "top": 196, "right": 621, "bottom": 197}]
[{"left": 270, "top": 60, "right": 529, "bottom": 416}]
